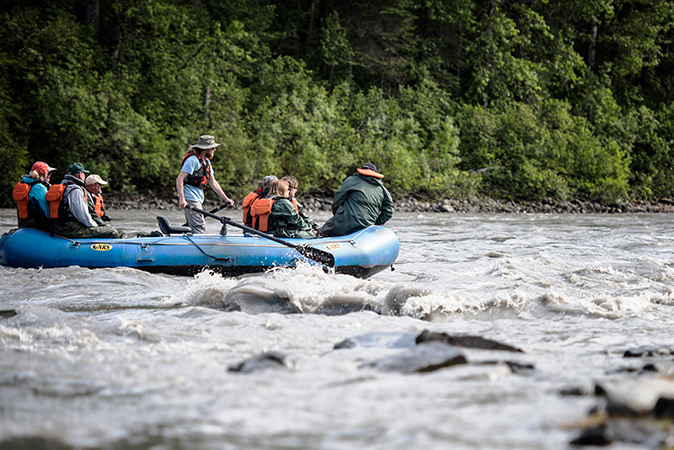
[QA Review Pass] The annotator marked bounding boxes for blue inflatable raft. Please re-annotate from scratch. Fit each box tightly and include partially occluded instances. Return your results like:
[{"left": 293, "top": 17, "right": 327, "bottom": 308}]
[{"left": 0, "top": 220, "right": 399, "bottom": 278}]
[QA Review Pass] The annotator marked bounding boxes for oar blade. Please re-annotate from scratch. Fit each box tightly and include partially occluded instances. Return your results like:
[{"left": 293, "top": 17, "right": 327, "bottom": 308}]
[{"left": 296, "top": 244, "right": 335, "bottom": 268}]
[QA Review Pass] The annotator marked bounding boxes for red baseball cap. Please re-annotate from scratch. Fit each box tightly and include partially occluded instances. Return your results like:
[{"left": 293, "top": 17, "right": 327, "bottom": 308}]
[{"left": 31, "top": 161, "right": 57, "bottom": 175}]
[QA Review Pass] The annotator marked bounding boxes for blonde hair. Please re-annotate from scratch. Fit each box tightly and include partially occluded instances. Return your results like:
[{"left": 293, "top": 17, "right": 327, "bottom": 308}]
[{"left": 270, "top": 180, "right": 289, "bottom": 198}]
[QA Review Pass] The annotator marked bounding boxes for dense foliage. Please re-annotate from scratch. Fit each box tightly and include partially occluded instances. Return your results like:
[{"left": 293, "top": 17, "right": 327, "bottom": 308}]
[{"left": 1, "top": 0, "right": 673, "bottom": 206}]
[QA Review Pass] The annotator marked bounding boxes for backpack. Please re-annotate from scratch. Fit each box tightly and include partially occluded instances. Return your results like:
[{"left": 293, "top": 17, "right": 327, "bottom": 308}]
[
  {"left": 250, "top": 197, "right": 275, "bottom": 232},
  {"left": 12, "top": 181, "right": 34, "bottom": 219},
  {"left": 45, "top": 184, "right": 67, "bottom": 219}
]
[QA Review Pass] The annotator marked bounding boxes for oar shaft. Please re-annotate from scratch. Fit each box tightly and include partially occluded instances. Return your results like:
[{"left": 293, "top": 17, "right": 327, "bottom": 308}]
[
  {"left": 194, "top": 207, "right": 296, "bottom": 248},
  {"left": 182, "top": 203, "right": 228, "bottom": 226},
  {"left": 188, "top": 205, "right": 335, "bottom": 267}
]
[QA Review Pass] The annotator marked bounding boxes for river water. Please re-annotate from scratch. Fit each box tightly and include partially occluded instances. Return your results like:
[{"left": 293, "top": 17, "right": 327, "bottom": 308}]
[{"left": 1, "top": 208, "right": 673, "bottom": 449}]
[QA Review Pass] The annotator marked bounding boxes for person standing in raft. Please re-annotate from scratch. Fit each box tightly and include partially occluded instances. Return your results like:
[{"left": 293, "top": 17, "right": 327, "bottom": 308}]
[
  {"left": 85, "top": 174, "right": 111, "bottom": 225},
  {"left": 12, "top": 161, "right": 57, "bottom": 230},
  {"left": 176, "top": 135, "right": 235, "bottom": 233},
  {"left": 266, "top": 180, "right": 317, "bottom": 239},
  {"left": 49, "top": 162, "right": 129, "bottom": 238},
  {"left": 320, "top": 163, "right": 394, "bottom": 237}
]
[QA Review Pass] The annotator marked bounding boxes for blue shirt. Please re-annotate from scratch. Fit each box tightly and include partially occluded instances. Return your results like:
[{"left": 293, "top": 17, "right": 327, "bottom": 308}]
[
  {"left": 180, "top": 155, "right": 212, "bottom": 203},
  {"left": 22, "top": 176, "right": 50, "bottom": 218}
]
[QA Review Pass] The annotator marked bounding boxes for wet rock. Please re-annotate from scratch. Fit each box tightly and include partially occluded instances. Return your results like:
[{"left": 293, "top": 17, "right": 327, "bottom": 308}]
[
  {"left": 572, "top": 380, "right": 674, "bottom": 448},
  {"left": 222, "top": 284, "right": 302, "bottom": 314},
  {"left": 331, "top": 332, "right": 416, "bottom": 350},
  {"left": 596, "top": 379, "right": 674, "bottom": 417},
  {"left": 569, "top": 424, "right": 613, "bottom": 446},
  {"left": 594, "top": 383, "right": 608, "bottom": 397},
  {"left": 653, "top": 397, "right": 674, "bottom": 419},
  {"left": 228, "top": 351, "right": 291, "bottom": 373},
  {"left": 559, "top": 386, "right": 590, "bottom": 396},
  {"left": 475, "top": 360, "right": 535, "bottom": 374},
  {"left": 0, "top": 436, "right": 72, "bottom": 449},
  {"left": 333, "top": 338, "right": 358, "bottom": 349},
  {"left": 570, "top": 420, "right": 667, "bottom": 448},
  {"left": 415, "top": 329, "right": 524, "bottom": 353},
  {"left": 0, "top": 310, "right": 17, "bottom": 319},
  {"left": 363, "top": 342, "right": 467, "bottom": 373},
  {"left": 608, "top": 363, "right": 659, "bottom": 374},
  {"left": 624, "top": 345, "right": 674, "bottom": 357}
]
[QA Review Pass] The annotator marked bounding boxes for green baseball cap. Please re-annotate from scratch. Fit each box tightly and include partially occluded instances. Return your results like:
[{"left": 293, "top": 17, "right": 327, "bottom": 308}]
[{"left": 67, "top": 162, "right": 90, "bottom": 175}]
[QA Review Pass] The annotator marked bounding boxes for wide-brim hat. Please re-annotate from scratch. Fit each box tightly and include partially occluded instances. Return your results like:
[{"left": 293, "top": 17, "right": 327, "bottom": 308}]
[
  {"left": 357, "top": 162, "right": 384, "bottom": 179},
  {"left": 192, "top": 135, "right": 221, "bottom": 149}
]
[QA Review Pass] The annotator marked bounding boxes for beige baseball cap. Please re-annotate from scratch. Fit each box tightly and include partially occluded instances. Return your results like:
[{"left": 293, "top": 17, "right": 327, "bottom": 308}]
[{"left": 85, "top": 174, "right": 108, "bottom": 186}]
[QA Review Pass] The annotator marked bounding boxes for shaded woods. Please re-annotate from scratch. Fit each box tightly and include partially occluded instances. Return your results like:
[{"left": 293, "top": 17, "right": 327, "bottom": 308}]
[{"left": 1, "top": 0, "right": 673, "bottom": 207}]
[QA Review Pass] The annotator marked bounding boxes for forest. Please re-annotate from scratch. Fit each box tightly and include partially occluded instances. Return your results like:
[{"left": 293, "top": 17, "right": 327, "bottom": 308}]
[{"left": 1, "top": 0, "right": 673, "bottom": 207}]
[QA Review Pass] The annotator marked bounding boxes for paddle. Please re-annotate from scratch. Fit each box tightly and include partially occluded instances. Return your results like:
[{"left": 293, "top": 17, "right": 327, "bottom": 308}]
[
  {"left": 187, "top": 205, "right": 335, "bottom": 268},
  {"left": 182, "top": 203, "right": 229, "bottom": 226}
]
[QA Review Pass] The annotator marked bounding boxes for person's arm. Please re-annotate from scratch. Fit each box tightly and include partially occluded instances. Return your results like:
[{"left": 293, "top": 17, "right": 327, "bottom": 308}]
[
  {"left": 297, "top": 202, "right": 318, "bottom": 229},
  {"left": 176, "top": 171, "right": 189, "bottom": 209},
  {"left": 331, "top": 178, "right": 353, "bottom": 213},
  {"left": 69, "top": 189, "right": 98, "bottom": 227},
  {"left": 274, "top": 200, "right": 310, "bottom": 231},
  {"left": 375, "top": 186, "right": 395, "bottom": 225},
  {"left": 208, "top": 173, "right": 235, "bottom": 207}
]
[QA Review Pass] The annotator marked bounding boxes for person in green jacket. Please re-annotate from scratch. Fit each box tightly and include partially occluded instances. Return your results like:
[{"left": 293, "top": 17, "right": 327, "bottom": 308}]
[
  {"left": 320, "top": 163, "right": 394, "bottom": 237},
  {"left": 281, "top": 175, "right": 319, "bottom": 233},
  {"left": 268, "top": 180, "right": 317, "bottom": 239}
]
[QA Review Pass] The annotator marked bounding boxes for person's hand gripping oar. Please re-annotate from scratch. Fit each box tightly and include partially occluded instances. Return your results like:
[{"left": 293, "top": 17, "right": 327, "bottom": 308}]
[
  {"left": 181, "top": 203, "right": 230, "bottom": 227},
  {"left": 188, "top": 205, "right": 335, "bottom": 268}
]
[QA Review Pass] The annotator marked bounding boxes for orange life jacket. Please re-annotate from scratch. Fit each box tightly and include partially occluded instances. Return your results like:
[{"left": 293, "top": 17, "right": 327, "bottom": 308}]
[
  {"left": 12, "top": 181, "right": 36, "bottom": 219},
  {"left": 242, "top": 191, "right": 260, "bottom": 227},
  {"left": 92, "top": 193, "right": 105, "bottom": 218},
  {"left": 290, "top": 198, "right": 300, "bottom": 214},
  {"left": 46, "top": 184, "right": 88, "bottom": 220},
  {"left": 180, "top": 153, "right": 211, "bottom": 188},
  {"left": 250, "top": 197, "right": 275, "bottom": 232}
]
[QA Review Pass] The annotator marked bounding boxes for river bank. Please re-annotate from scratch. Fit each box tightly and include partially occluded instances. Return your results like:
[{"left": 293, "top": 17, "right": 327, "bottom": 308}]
[{"left": 105, "top": 195, "right": 674, "bottom": 214}]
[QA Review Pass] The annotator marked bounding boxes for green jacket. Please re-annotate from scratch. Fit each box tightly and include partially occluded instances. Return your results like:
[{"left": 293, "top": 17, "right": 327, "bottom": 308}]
[
  {"left": 269, "top": 197, "right": 317, "bottom": 239},
  {"left": 322, "top": 172, "right": 394, "bottom": 236},
  {"left": 293, "top": 198, "right": 318, "bottom": 231}
]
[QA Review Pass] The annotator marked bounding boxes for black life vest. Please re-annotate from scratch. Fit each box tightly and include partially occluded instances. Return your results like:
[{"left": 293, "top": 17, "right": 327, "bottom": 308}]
[{"left": 181, "top": 153, "right": 211, "bottom": 188}]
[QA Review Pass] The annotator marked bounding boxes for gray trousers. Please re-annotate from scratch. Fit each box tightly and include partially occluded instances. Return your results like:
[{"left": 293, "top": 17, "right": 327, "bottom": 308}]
[{"left": 184, "top": 200, "right": 206, "bottom": 233}]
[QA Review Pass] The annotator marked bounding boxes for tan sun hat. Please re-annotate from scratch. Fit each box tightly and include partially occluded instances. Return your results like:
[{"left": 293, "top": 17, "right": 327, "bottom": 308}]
[
  {"left": 192, "top": 135, "right": 221, "bottom": 149},
  {"left": 85, "top": 174, "right": 108, "bottom": 186}
]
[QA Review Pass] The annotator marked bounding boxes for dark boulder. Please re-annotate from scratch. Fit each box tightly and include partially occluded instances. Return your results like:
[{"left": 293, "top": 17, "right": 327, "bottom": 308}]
[
  {"left": 415, "top": 329, "right": 524, "bottom": 353},
  {"left": 623, "top": 345, "right": 674, "bottom": 357},
  {"left": 363, "top": 342, "right": 467, "bottom": 373},
  {"left": 0, "top": 310, "right": 17, "bottom": 319},
  {"left": 333, "top": 338, "right": 358, "bottom": 349},
  {"left": 228, "top": 351, "right": 291, "bottom": 373}
]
